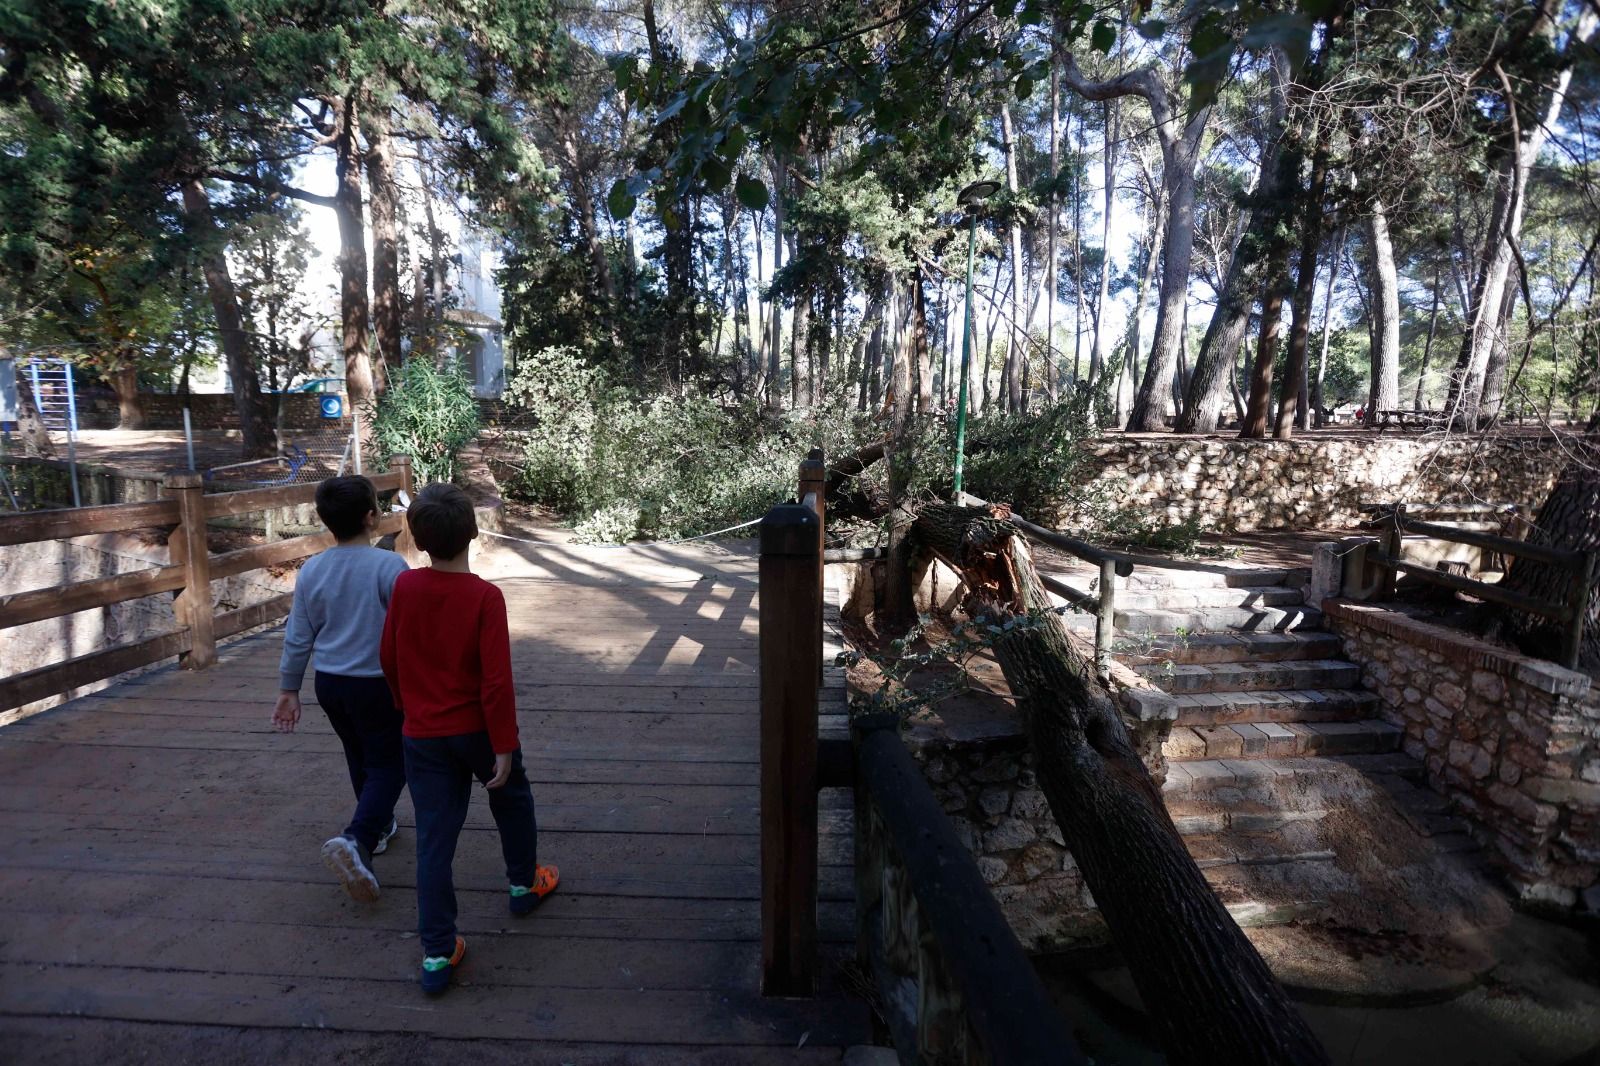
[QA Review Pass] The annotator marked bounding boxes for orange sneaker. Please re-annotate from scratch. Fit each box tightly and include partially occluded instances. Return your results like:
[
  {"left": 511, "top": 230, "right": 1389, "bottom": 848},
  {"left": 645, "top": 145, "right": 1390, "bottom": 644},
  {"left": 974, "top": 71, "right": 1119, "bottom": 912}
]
[{"left": 510, "top": 864, "right": 560, "bottom": 916}]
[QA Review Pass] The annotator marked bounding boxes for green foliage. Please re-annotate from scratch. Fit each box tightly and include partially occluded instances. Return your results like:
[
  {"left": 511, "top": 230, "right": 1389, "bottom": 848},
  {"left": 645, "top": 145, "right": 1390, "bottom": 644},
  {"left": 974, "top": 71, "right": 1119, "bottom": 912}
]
[
  {"left": 504, "top": 345, "right": 820, "bottom": 542},
  {"left": 961, "top": 404, "right": 1096, "bottom": 520},
  {"left": 369, "top": 359, "right": 481, "bottom": 486}
]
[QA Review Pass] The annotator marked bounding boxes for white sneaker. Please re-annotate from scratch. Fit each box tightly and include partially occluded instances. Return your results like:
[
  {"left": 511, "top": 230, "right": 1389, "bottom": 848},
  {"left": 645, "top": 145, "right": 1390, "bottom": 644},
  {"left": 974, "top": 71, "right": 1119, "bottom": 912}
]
[
  {"left": 373, "top": 818, "right": 399, "bottom": 856},
  {"left": 321, "top": 835, "right": 380, "bottom": 902}
]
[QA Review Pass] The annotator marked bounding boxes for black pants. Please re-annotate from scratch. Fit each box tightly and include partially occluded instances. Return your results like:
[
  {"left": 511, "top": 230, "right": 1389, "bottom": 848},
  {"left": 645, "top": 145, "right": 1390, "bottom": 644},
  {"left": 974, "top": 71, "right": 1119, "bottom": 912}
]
[
  {"left": 403, "top": 733, "right": 537, "bottom": 957},
  {"left": 313, "top": 672, "right": 406, "bottom": 855}
]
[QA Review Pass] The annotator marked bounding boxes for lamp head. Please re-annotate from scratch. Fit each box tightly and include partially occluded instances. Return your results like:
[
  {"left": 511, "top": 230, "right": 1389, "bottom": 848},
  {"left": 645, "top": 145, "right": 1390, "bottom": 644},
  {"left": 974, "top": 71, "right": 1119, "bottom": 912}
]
[{"left": 958, "top": 179, "right": 1001, "bottom": 207}]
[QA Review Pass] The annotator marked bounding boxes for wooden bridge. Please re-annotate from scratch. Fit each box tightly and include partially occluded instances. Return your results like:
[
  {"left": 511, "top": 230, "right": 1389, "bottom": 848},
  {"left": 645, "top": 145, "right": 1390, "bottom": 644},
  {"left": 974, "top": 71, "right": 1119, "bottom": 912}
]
[{"left": 0, "top": 454, "right": 1074, "bottom": 1063}]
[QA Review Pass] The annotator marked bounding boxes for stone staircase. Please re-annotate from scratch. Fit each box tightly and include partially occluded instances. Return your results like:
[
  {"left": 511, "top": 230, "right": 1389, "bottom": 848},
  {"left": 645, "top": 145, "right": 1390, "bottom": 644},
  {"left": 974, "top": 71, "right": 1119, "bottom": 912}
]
[{"left": 1049, "top": 560, "right": 1481, "bottom": 928}]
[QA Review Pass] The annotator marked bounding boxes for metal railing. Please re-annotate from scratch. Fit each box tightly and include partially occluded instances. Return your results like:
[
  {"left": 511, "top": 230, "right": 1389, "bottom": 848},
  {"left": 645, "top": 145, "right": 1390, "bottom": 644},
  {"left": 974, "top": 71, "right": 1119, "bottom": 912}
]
[
  {"left": 0, "top": 456, "right": 416, "bottom": 712},
  {"left": 1365, "top": 502, "right": 1594, "bottom": 669},
  {"left": 758, "top": 450, "right": 1079, "bottom": 1063}
]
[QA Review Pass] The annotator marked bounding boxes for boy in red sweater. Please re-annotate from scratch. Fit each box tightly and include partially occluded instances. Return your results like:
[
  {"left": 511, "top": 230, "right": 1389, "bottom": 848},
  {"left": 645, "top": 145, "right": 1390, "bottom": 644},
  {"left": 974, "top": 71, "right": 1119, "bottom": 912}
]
[{"left": 380, "top": 483, "right": 559, "bottom": 995}]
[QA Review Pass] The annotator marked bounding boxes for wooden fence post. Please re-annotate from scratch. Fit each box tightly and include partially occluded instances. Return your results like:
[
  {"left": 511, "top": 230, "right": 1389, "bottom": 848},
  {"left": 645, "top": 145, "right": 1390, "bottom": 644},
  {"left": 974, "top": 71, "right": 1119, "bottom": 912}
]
[
  {"left": 389, "top": 454, "right": 421, "bottom": 564},
  {"left": 799, "top": 448, "right": 826, "bottom": 683},
  {"left": 1381, "top": 503, "right": 1405, "bottom": 599},
  {"left": 1095, "top": 557, "right": 1116, "bottom": 682},
  {"left": 1562, "top": 550, "right": 1596, "bottom": 671},
  {"left": 165, "top": 471, "right": 216, "bottom": 669},
  {"left": 760, "top": 500, "right": 821, "bottom": 997}
]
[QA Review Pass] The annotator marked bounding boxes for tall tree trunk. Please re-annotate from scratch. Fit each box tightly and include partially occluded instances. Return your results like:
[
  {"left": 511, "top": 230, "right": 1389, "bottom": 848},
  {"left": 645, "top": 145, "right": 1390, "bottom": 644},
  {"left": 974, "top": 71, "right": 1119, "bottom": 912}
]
[
  {"left": 1446, "top": 3, "right": 1598, "bottom": 426},
  {"left": 767, "top": 180, "right": 785, "bottom": 409},
  {"left": 110, "top": 364, "right": 144, "bottom": 430},
  {"left": 912, "top": 504, "right": 1332, "bottom": 1066},
  {"left": 180, "top": 178, "right": 275, "bottom": 458},
  {"left": 1000, "top": 103, "right": 1027, "bottom": 413},
  {"left": 1416, "top": 264, "right": 1442, "bottom": 410},
  {"left": 1090, "top": 98, "right": 1119, "bottom": 393},
  {"left": 1182, "top": 51, "right": 1291, "bottom": 433},
  {"left": 1128, "top": 125, "right": 1206, "bottom": 431},
  {"left": 1275, "top": 113, "right": 1333, "bottom": 438},
  {"left": 1240, "top": 236, "right": 1293, "bottom": 439},
  {"left": 1045, "top": 34, "right": 1061, "bottom": 403},
  {"left": 791, "top": 278, "right": 811, "bottom": 409},
  {"left": 1312, "top": 226, "right": 1344, "bottom": 427},
  {"left": 332, "top": 94, "right": 375, "bottom": 404},
  {"left": 1480, "top": 283, "right": 1520, "bottom": 422},
  {"left": 364, "top": 106, "right": 402, "bottom": 374},
  {"left": 1365, "top": 201, "right": 1402, "bottom": 424}
]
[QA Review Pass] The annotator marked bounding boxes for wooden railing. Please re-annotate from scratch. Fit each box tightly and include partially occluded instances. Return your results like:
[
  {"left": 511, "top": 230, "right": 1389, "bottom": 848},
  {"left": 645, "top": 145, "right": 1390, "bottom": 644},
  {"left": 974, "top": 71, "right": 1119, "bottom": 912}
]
[
  {"left": 1366, "top": 502, "right": 1594, "bottom": 669},
  {"left": 0, "top": 456, "right": 415, "bottom": 712},
  {"left": 957, "top": 491, "right": 1232, "bottom": 681},
  {"left": 758, "top": 451, "right": 1079, "bottom": 1062}
]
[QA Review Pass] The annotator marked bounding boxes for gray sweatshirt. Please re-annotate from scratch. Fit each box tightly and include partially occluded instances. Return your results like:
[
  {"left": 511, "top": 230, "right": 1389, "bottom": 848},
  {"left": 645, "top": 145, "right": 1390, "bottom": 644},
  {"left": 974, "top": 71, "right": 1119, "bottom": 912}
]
[{"left": 278, "top": 544, "right": 410, "bottom": 691}]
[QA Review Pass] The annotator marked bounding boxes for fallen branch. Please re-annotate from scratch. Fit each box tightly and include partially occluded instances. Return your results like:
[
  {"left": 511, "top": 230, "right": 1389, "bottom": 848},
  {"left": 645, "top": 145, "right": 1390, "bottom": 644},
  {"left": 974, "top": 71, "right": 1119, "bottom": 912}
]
[{"left": 911, "top": 501, "right": 1331, "bottom": 1066}]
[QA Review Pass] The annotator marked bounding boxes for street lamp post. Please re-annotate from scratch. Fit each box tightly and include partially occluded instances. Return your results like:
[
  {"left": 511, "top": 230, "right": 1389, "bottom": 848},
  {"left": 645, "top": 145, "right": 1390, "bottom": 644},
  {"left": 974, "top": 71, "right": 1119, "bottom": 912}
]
[{"left": 952, "top": 179, "right": 1000, "bottom": 499}]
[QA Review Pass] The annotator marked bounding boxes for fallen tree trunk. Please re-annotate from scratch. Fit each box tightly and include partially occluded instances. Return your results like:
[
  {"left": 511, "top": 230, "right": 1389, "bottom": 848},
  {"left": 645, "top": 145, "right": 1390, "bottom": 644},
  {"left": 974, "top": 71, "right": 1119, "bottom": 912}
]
[{"left": 911, "top": 502, "right": 1330, "bottom": 1066}]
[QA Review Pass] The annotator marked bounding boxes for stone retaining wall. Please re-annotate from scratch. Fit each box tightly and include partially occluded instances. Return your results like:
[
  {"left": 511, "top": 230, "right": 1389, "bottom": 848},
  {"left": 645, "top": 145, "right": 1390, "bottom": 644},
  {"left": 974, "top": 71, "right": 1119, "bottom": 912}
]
[
  {"left": 1073, "top": 434, "right": 1564, "bottom": 533},
  {"left": 1324, "top": 599, "right": 1600, "bottom": 911},
  {"left": 900, "top": 656, "right": 1175, "bottom": 950}
]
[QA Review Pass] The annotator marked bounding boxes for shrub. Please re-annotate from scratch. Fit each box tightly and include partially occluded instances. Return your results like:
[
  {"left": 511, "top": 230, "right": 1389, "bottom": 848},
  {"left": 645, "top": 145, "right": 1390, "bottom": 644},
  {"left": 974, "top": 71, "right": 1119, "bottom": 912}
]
[{"left": 368, "top": 359, "right": 480, "bottom": 486}]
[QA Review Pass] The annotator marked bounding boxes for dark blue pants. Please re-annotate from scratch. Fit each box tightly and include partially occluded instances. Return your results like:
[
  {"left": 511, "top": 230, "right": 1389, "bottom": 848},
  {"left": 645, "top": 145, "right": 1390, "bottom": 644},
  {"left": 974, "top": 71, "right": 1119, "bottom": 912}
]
[
  {"left": 313, "top": 672, "right": 406, "bottom": 855},
  {"left": 403, "top": 733, "right": 537, "bottom": 956}
]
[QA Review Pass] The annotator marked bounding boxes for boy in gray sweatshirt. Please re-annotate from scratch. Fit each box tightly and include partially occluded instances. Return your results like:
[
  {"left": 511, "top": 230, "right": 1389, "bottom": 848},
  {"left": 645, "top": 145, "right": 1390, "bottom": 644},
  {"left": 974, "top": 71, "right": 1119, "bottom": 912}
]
[{"left": 273, "top": 475, "right": 410, "bottom": 902}]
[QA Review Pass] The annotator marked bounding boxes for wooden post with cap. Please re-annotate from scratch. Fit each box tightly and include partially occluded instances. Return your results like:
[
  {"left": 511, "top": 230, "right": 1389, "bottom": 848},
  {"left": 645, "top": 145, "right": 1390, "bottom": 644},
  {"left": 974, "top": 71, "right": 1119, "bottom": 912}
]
[
  {"left": 164, "top": 470, "right": 216, "bottom": 669},
  {"left": 759, "top": 499, "right": 821, "bottom": 996}
]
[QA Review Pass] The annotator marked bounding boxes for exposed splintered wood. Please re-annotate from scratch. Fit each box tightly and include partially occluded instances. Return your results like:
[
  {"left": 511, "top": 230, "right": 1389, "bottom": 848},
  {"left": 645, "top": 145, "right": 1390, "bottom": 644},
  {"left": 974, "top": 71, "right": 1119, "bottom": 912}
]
[
  {"left": 911, "top": 503, "right": 1331, "bottom": 1066},
  {"left": 0, "top": 551, "right": 868, "bottom": 1060}
]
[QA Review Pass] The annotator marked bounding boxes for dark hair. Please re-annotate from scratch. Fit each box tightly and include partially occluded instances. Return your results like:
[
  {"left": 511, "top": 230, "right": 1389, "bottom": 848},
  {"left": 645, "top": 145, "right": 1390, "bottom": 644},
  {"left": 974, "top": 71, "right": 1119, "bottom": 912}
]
[
  {"left": 408, "top": 483, "right": 477, "bottom": 559},
  {"left": 315, "top": 475, "right": 380, "bottom": 541}
]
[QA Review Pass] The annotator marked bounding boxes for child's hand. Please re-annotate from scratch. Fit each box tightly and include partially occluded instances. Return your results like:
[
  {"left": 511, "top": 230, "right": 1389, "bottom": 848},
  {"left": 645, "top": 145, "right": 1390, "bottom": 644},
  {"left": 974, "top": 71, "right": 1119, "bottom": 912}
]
[
  {"left": 486, "top": 752, "right": 513, "bottom": 789},
  {"left": 273, "top": 691, "right": 302, "bottom": 733}
]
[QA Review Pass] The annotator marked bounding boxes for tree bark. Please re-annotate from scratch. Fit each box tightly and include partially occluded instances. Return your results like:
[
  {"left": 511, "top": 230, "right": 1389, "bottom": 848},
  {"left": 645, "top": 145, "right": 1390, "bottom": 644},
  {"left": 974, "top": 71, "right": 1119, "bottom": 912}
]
[
  {"left": 1275, "top": 113, "right": 1333, "bottom": 438},
  {"left": 1000, "top": 102, "right": 1027, "bottom": 413},
  {"left": 1312, "top": 226, "right": 1344, "bottom": 427},
  {"left": 107, "top": 363, "right": 144, "bottom": 430},
  {"left": 1446, "top": 4, "right": 1598, "bottom": 426},
  {"left": 364, "top": 106, "right": 403, "bottom": 373},
  {"left": 1365, "top": 201, "right": 1401, "bottom": 424},
  {"left": 1498, "top": 423, "right": 1600, "bottom": 668},
  {"left": 179, "top": 178, "right": 275, "bottom": 458},
  {"left": 1416, "top": 264, "right": 1441, "bottom": 410},
  {"left": 332, "top": 93, "right": 375, "bottom": 404},
  {"left": 767, "top": 174, "right": 785, "bottom": 409},
  {"left": 1090, "top": 98, "right": 1119, "bottom": 395},
  {"left": 910, "top": 503, "right": 1332, "bottom": 1066},
  {"left": 1061, "top": 56, "right": 1211, "bottom": 432},
  {"left": 1240, "top": 256, "right": 1289, "bottom": 439}
]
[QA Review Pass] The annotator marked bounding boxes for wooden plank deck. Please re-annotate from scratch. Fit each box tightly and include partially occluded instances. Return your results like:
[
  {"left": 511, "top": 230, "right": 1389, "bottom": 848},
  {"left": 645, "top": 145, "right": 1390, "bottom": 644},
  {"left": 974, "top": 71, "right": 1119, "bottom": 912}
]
[{"left": 0, "top": 540, "right": 870, "bottom": 1062}]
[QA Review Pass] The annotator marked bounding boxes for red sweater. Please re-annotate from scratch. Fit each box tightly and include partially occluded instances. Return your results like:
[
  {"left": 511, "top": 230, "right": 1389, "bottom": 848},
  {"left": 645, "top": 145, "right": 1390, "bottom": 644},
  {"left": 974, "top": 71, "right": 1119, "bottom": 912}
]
[{"left": 380, "top": 568, "right": 519, "bottom": 754}]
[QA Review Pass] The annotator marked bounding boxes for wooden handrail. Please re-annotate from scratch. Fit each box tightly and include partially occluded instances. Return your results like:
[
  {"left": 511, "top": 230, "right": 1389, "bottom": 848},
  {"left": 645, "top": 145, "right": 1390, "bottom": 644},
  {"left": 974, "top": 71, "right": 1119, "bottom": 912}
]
[
  {"left": 1368, "top": 551, "right": 1573, "bottom": 621},
  {"left": 853, "top": 714, "right": 1083, "bottom": 1063},
  {"left": 0, "top": 498, "right": 181, "bottom": 547},
  {"left": 0, "top": 455, "right": 417, "bottom": 713},
  {"left": 1365, "top": 500, "right": 1591, "bottom": 669}
]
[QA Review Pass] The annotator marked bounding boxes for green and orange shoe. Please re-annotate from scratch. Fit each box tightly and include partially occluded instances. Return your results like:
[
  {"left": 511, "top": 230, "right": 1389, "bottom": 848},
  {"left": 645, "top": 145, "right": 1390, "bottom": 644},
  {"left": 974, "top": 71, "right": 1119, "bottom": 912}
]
[
  {"left": 420, "top": 935, "right": 465, "bottom": 996},
  {"left": 509, "top": 865, "right": 560, "bottom": 916}
]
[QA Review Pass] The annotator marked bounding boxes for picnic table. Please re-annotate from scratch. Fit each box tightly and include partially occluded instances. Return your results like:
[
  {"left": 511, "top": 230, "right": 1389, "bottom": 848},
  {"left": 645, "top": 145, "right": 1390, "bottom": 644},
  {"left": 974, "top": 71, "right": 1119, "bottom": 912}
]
[{"left": 1375, "top": 409, "right": 1446, "bottom": 433}]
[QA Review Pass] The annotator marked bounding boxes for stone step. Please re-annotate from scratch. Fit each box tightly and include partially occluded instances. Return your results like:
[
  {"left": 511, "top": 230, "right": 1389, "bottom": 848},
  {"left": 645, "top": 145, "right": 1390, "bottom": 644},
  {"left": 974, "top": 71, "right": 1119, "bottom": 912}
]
[
  {"left": 1113, "top": 630, "right": 1343, "bottom": 667},
  {"left": 1140, "top": 658, "right": 1362, "bottom": 694},
  {"left": 1113, "top": 604, "right": 1324, "bottom": 636},
  {"left": 1164, "top": 718, "right": 1402, "bottom": 761},
  {"left": 1170, "top": 687, "right": 1380, "bottom": 728},
  {"left": 1159, "top": 756, "right": 1352, "bottom": 810},
  {"left": 1046, "top": 581, "right": 1306, "bottom": 612}
]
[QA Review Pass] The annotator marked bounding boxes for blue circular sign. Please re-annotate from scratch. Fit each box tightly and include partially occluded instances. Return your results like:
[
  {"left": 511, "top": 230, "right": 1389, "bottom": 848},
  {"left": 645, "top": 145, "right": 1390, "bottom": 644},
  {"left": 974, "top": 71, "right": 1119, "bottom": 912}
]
[{"left": 320, "top": 395, "right": 344, "bottom": 419}]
